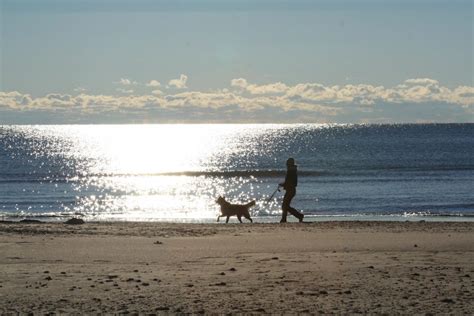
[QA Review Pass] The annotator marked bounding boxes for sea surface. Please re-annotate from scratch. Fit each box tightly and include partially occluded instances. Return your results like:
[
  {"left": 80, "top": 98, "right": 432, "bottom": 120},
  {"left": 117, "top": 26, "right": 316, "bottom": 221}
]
[{"left": 0, "top": 124, "right": 473, "bottom": 222}]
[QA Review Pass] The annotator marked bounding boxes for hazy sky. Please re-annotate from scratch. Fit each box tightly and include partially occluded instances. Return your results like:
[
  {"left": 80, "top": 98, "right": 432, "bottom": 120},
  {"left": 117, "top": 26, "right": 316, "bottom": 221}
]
[{"left": 1, "top": 0, "right": 473, "bottom": 123}]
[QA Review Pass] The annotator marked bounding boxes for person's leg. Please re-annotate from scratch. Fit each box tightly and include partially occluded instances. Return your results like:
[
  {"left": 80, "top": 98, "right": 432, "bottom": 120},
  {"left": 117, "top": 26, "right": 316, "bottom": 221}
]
[
  {"left": 280, "top": 190, "right": 292, "bottom": 223},
  {"left": 280, "top": 208, "right": 288, "bottom": 223},
  {"left": 285, "top": 188, "right": 304, "bottom": 222},
  {"left": 287, "top": 206, "right": 304, "bottom": 222}
]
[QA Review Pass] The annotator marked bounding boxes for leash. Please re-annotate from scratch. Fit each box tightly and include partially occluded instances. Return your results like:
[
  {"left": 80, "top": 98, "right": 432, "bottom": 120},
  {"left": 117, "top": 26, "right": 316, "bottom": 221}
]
[{"left": 265, "top": 185, "right": 281, "bottom": 203}]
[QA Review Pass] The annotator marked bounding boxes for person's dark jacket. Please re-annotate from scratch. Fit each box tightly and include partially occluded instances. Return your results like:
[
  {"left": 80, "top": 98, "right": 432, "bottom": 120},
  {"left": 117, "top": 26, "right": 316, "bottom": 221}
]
[{"left": 283, "top": 165, "right": 298, "bottom": 190}]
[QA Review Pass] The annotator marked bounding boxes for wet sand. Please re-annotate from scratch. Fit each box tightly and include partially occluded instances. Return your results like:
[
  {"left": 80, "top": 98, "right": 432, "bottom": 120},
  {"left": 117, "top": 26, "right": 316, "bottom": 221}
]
[{"left": 0, "top": 221, "right": 473, "bottom": 314}]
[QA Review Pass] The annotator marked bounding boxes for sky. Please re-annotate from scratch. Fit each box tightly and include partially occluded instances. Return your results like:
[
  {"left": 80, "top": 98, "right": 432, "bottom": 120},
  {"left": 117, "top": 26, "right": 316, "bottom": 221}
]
[{"left": 0, "top": 0, "right": 473, "bottom": 123}]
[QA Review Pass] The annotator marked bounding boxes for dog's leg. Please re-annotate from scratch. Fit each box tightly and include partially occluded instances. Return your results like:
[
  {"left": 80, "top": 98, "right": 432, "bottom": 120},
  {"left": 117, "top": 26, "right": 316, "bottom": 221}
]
[
  {"left": 244, "top": 214, "right": 253, "bottom": 223},
  {"left": 226, "top": 216, "right": 230, "bottom": 223},
  {"left": 217, "top": 215, "right": 220, "bottom": 222},
  {"left": 237, "top": 215, "right": 243, "bottom": 223}
]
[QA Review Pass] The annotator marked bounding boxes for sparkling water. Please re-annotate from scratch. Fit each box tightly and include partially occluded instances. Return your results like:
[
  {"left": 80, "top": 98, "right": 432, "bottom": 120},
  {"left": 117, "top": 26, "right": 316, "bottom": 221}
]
[{"left": 1, "top": 124, "right": 473, "bottom": 222}]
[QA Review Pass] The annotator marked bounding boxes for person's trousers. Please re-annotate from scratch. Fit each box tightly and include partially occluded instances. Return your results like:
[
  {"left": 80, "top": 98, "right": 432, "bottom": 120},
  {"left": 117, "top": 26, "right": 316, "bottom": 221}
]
[{"left": 281, "top": 187, "right": 302, "bottom": 221}]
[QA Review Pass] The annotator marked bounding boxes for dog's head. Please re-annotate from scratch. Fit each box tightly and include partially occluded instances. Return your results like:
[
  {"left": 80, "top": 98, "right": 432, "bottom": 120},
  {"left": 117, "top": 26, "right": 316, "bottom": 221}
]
[{"left": 216, "top": 196, "right": 227, "bottom": 206}]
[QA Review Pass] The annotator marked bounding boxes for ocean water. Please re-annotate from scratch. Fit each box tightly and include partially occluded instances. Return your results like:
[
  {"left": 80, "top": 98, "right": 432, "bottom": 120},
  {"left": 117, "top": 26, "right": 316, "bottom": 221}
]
[{"left": 0, "top": 124, "right": 473, "bottom": 222}]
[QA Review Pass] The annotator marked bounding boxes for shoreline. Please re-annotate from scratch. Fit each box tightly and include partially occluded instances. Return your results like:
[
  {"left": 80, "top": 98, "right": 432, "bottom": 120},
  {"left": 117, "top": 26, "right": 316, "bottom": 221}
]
[
  {"left": 1, "top": 221, "right": 473, "bottom": 314},
  {"left": 2, "top": 212, "right": 474, "bottom": 224},
  {"left": 2, "top": 220, "right": 474, "bottom": 236}
]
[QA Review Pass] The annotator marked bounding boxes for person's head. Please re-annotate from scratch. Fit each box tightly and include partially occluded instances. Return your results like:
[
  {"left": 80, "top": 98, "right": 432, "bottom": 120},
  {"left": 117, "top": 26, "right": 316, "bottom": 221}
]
[{"left": 286, "top": 157, "right": 296, "bottom": 167}]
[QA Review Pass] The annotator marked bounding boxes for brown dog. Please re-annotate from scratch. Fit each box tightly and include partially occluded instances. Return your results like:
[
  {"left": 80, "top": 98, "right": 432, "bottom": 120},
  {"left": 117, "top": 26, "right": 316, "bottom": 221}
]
[{"left": 216, "top": 196, "right": 255, "bottom": 223}]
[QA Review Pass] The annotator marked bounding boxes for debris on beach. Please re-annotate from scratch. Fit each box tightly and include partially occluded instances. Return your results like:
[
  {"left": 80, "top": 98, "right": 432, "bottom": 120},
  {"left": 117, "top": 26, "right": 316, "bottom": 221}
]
[{"left": 65, "top": 218, "right": 85, "bottom": 225}]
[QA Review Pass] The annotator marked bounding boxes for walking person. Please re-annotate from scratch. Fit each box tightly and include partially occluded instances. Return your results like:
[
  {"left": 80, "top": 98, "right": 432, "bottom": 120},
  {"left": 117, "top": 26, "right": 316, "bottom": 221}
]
[{"left": 279, "top": 157, "right": 304, "bottom": 223}]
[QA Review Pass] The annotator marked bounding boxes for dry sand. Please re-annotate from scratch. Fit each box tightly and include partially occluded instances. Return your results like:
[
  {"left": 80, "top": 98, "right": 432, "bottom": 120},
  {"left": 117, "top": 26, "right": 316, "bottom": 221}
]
[{"left": 0, "top": 221, "right": 473, "bottom": 314}]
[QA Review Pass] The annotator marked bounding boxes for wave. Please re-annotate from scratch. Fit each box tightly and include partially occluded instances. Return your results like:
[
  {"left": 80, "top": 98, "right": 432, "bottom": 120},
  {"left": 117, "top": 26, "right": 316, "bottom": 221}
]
[
  {"left": 300, "top": 208, "right": 474, "bottom": 216},
  {"left": 355, "top": 165, "right": 474, "bottom": 173},
  {"left": 0, "top": 212, "right": 85, "bottom": 219},
  {"left": 409, "top": 213, "right": 474, "bottom": 218},
  {"left": 0, "top": 170, "right": 319, "bottom": 182},
  {"left": 304, "top": 213, "right": 474, "bottom": 218},
  {"left": 2, "top": 211, "right": 473, "bottom": 222},
  {"left": 1, "top": 165, "right": 473, "bottom": 183}
]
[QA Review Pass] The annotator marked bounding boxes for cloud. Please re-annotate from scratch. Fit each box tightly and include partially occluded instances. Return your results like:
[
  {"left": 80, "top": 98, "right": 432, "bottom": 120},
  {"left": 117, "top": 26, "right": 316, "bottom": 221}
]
[
  {"left": 117, "top": 78, "right": 138, "bottom": 86},
  {"left": 146, "top": 80, "right": 161, "bottom": 87},
  {"left": 168, "top": 74, "right": 188, "bottom": 89},
  {"left": 164, "top": 91, "right": 244, "bottom": 109},
  {"left": 404, "top": 78, "right": 439, "bottom": 85},
  {"left": 74, "top": 87, "right": 87, "bottom": 93},
  {"left": 1, "top": 78, "right": 472, "bottom": 123},
  {"left": 247, "top": 82, "right": 288, "bottom": 95},
  {"left": 0, "top": 91, "right": 30, "bottom": 109},
  {"left": 453, "top": 86, "right": 474, "bottom": 107},
  {"left": 231, "top": 78, "right": 248, "bottom": 89},
  {"left": 119, "top": 78, "right": 131, "bottom": 85},
  {"left": 46, "top": 93, "right": 72, "bottom": 102},
  {"left": 231, "top": 78, "right": 288, "bottom": 95}
]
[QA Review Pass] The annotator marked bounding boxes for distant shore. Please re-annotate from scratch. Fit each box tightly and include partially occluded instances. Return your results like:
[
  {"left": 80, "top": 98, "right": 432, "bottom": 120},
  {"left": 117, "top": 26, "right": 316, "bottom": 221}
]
[{"left": 1, "top": 221, "right": 473, "bottom": 314}]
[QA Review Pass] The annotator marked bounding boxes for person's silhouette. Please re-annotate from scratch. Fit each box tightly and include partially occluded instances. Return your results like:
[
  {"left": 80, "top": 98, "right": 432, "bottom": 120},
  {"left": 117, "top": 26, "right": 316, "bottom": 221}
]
[{"left": 279, "top": 158, "right": 304, "bottom": 223}]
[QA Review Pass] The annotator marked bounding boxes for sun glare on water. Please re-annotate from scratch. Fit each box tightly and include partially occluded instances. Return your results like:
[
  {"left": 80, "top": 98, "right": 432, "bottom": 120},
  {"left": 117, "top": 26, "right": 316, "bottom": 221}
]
[{"left": 25, "top": 124, "right": 289, "bottom": 220}]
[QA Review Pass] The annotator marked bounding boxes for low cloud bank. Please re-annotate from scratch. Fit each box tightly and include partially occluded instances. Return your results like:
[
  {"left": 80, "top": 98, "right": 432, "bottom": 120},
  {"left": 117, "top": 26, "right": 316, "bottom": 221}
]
[{"left": 1, "top": 78, "right": 472, "bottom": 123}]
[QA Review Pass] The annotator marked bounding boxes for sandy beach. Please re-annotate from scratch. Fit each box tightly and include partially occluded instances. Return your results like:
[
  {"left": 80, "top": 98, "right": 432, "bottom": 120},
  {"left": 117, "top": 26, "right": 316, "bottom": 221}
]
[{"left": 0, "top": 221, "right": 473, "bottom": 314}]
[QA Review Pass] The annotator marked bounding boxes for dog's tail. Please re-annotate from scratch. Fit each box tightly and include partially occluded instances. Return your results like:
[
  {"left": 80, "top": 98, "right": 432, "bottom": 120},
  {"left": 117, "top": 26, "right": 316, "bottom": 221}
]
[{"left": 245, "top": 200, "right": 256, "bottom": 208}]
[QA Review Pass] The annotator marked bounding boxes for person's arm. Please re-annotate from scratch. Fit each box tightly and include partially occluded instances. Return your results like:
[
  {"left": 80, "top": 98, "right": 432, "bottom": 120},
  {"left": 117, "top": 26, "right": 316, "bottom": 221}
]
[{"left": 279, "top": 170, "right": 289, "bottom": 188}]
